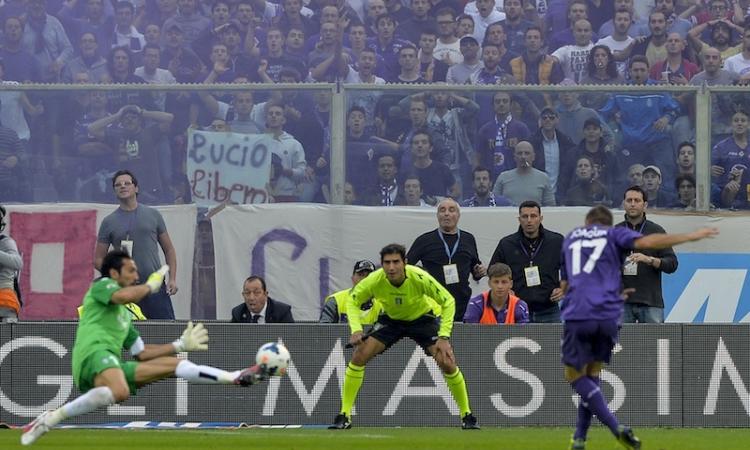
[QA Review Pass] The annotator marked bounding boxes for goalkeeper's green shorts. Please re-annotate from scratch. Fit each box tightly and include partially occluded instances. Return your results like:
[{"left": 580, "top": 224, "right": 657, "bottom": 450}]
[{"left": 75, "top": 349, "right": 139, "bottom": 395}]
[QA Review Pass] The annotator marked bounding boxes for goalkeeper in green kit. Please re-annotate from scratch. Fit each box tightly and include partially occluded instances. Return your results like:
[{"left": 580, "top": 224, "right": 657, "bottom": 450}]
[{"left": 22, "top": 250, "right": 266, "bottom": 446}]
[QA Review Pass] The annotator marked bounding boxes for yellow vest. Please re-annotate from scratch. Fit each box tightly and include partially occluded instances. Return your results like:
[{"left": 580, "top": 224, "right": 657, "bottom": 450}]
[{"left": 330, "top": 289, "right": 383, "bottom": 325}]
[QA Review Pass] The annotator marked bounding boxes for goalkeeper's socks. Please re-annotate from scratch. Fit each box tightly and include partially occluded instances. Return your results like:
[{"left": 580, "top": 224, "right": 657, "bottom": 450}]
[
  {"left": 49, "top": 386, "right": 115, "bottom": 426},
  {"left": 444, "top": 368, "right": 471, "bottom": 417},
  {"left": 340, "top": 362, "right": 365, "bottom": 417},
  {"left": 176, "top": 360, "right": 236, "bottom": 384},
  {"left": 571, "top": 376, "right": 619, "bottom": 436}
]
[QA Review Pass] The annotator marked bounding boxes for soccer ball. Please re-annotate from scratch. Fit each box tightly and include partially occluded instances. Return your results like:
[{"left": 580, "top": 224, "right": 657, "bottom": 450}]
[{"left": 255, "top": 342, "right": 290, "bottom": 376}]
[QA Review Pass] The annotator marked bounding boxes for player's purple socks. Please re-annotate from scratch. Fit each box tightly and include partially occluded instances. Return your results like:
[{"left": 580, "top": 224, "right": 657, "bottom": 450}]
[
  {"left": 574, "top": 399, "right": 593, "bottom": 440},
  {"left": 571, "top": 376, "right": 619, "bottom": 435},
  {"left": 573, "top": 377, "right": 600, "bottom": 440}
]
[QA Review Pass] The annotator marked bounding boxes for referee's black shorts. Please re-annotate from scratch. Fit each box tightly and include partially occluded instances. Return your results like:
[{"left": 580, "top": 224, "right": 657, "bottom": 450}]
[{"left": 370, "top": 313, "right": 442, "bottom": 354}]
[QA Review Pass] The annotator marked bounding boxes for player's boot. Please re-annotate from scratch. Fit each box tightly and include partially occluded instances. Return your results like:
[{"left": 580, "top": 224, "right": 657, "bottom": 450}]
[
  {"left": 461, "top": 412, "right": 480, "bottom": 430},
  {"left": 234, "top": 365, "right": 267, "bottom": 386},
  {"left": 569, "top": 436, "right": 586, "bottom": 449},
  {"left": 616, "top": 425, "right": 641, "bottom": 450},
  {"left": 328, "top": 413, "right": 352, "bottom": 429},
  {"left": 21, "top": 411, "right": 51, "bottom": 446}
]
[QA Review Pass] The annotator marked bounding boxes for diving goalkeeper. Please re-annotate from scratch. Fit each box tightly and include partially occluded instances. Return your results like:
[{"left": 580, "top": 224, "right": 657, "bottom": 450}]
[{"left": 21, "top": 249, "right": 265, "bottom": 446}]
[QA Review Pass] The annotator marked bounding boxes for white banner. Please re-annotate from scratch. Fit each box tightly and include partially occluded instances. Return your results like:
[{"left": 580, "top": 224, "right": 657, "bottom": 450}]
[
  {"left": 186, "top": 129, "right": 273, "bottom": 207},
  {"left": 210, "top": 204, "right": 747, "bottom": 322},
  {"left": 4, "top": 203, "right": 196, "bottom": 320}
]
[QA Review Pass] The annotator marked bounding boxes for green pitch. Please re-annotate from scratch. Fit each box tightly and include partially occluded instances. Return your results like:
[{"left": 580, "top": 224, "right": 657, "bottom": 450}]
[{"left": 2, "top": 427, "right": 750, "bottom": 449}]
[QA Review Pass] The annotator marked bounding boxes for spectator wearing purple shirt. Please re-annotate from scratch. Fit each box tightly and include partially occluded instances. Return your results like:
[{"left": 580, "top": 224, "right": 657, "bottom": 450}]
[
  {"left": 560, "top": 205, "right": 717, "bottom": 450},
  {"left": 463, "top": 263, "right": 529, "bottom": 324},
  {"left": 476, "top": 91, "right": 530, "bottom": 181},
  {"left": 711, "top": 110, "right": 750, "bottom": 188},
  {"left": 0, "top": 17, "right": 42, "bottom": 83},
  {"left": 366, "top": 14, "right": 413, "bottom": 81}
]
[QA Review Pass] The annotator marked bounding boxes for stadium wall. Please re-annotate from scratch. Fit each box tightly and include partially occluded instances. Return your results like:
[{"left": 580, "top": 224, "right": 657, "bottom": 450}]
[
  {"left": 1, "top": 323, "right": 749, "bottom": 427},
  {"left": 210, "top": 204, "right": 750, "bottom": 323},
  {"left": 3, "top": 204, "right": 750, "bottom": 322}
]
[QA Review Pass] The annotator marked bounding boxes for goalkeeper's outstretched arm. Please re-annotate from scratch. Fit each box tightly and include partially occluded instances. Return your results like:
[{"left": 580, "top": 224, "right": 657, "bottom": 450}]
[{"left": 132, "top": 322, "right": 209, "bottom": 361}]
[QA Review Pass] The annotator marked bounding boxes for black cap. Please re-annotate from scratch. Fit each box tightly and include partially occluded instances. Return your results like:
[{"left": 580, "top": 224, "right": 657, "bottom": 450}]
[
  {"left": 353, "top": 260, "right": 376, "bottom": 274},
  {"left": 583, "top": 117, "right": 601, "bottom": 129}
]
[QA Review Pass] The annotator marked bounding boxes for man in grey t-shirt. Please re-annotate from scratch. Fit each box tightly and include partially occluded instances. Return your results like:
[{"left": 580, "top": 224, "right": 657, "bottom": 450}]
[
  {"left": 493, "top": 141, "right": 556, "bottom": 206},
  {"left": 94, "top": 170, "right": 178, "bottom": 319}
]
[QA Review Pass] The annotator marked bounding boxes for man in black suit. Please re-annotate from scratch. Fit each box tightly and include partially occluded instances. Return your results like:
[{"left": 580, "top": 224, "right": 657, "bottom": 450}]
[{"left": 231, "top": 276, "right": 295, "bottom": 323}]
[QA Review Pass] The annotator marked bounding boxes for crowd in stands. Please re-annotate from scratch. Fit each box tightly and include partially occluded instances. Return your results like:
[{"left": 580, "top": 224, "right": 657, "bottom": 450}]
[{"left": 0, "top": 0, "right": 749, "bottom": 209}]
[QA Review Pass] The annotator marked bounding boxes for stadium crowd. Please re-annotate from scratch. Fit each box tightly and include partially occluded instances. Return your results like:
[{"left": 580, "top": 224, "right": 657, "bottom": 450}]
[{"left": 0, "top": 0, "right": 748, "bottom": 209}]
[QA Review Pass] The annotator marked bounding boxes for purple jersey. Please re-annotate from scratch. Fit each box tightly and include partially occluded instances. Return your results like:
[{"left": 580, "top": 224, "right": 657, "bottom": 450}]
[{"left": 560, "top": 225, "right": 642, "bottom": 321}]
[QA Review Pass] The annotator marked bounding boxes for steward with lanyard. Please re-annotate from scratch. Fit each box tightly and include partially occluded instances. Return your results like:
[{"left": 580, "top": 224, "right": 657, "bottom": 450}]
[
  {"left": 463, "top": 263, "right": 529, "bottom": 324},
  {"left": 407, "top": 198, "right": 486, "bottom": 322},
  {"left": 615, "top": 186, "right": 678, "bottom": 323},
  {"left": 489, "top": 200, "right": 564, "bottom": 323}
]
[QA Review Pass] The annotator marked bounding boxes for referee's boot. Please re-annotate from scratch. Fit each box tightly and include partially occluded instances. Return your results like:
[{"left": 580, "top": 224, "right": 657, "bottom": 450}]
[
  {"left": 461, "top": 412, "right": 480, "bottom": 430},
  {"left": 616, "top": 425, "right": 641, "bottom": 450},
  {"left": 328, "top": 413, "right": 352, "bottom": 430}
]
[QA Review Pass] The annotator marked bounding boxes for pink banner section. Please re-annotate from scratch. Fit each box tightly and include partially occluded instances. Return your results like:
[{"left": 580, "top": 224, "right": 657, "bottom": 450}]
[{"left": 12, "top": 211, "right": 98, "bottom": 320}]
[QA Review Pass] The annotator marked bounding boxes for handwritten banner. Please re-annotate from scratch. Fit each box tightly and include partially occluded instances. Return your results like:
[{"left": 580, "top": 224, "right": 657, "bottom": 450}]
[{"left": 187, "top": 129, "right": 273, "bottom": 207}]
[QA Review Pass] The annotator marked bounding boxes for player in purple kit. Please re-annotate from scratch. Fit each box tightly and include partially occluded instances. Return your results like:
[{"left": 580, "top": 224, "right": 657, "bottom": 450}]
[{"left": 560, "top": 205, "right": 718, "bottom": 450}]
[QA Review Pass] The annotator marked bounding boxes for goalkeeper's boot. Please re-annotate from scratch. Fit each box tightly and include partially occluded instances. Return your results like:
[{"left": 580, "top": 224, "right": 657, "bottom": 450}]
[
  {"left": 21, "top": 411, "right": 51, "bottom": 446},
  {"left": 616, "top": 425, "right": 641, "bottom": 450},
  {"left": 234, "top": 365, "right": 266, "bottom": 386},
  {"left": 328, "top": 413, "right": 352, "bottom": 429},
  {"left": 569, "top": 436, "right": 586, "bottom": 450},
  {"left": 461, "top": 412, "right": 480, "bottom": 430}
]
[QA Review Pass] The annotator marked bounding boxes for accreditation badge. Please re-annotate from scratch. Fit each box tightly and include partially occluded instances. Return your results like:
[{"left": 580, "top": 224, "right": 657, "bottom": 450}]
[
  {"left": 443, "top": 264, "right": 459, "bottom": 284},
  {"left": 120, "top": 239, "right": 134, "bottom": 257},
  {"left": 623, "top": 260, "right": 638, "bottom": 276},
  {"left": 524, "top": 266, "right": 541, "bottom": 287}
]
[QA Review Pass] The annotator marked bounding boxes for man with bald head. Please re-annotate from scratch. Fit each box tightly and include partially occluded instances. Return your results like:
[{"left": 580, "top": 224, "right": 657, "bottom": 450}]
[
  {"left": 492, "top": 141, "right": 556, "bottom": 206},
  {"left": 407, "top": 198, "right": 486, "bottom": 321},
  {"left": 691, "top": 47, "right": 739, "bottom": 145}
]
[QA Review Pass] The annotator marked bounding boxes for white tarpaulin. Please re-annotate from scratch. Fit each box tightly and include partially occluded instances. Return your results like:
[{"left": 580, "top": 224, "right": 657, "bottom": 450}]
[
  {"left": 210, "top": 204, "right": 743, "bottom": 322},
  {"left": 4, "top": 203, "right": 196, "bottom": 320}
]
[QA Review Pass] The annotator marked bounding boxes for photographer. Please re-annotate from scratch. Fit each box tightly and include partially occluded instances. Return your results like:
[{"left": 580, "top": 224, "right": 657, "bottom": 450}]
[{"left": 0, "top": 204, "right": 22, "bottom": 322}]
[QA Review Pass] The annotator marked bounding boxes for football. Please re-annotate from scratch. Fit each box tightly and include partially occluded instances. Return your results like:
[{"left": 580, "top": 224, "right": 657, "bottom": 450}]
[{"left": 255, "top": 341, "right": 291, "bottom": 376}]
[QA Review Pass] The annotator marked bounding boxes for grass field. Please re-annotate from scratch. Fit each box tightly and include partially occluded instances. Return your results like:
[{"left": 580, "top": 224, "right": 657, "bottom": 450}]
[{"left": 2, "top": 427, "right": 749, "bottom": 449}]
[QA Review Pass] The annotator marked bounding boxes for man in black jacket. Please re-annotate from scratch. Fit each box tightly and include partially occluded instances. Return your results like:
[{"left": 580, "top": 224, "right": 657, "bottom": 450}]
[
  {"left": 489, "top": 200, "right": 564, "bottom": 322},
  {"left": 231, "top": 276, "right": 294, "bottom": 323},
  {"left": 527, "top": 107, "right": 578, "bottom": 201},
  {"left": 616, "top": 186, "right": 678, "bottom": 323},
  {"left": 407, "top": 198, "right": 486, "bottom": 321}
]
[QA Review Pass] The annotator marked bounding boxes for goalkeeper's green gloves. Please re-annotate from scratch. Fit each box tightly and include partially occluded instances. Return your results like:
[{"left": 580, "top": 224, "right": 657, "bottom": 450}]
[
  {"left": 146, "top": 265, "right": 170, "bottom": 294},
  {"left": 173, "top": 321, "right": 209, "bottom": 353}
]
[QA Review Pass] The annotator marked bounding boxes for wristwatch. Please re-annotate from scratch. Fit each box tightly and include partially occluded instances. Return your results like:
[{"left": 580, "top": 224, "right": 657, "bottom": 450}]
[{"left": 438, "top": 336, "right": 450, "bottom": 340}]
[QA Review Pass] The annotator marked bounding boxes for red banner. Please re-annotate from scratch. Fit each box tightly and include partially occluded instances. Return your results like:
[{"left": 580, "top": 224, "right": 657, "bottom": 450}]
[{"left": 12, "top": 211, "right": 98, "bottom": 319}]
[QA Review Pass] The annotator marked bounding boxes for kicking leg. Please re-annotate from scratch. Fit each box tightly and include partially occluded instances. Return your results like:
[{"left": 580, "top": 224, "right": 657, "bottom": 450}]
[{"left": 136, "top": 356, "right": 243, "bottom": 385}]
